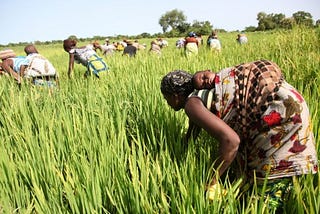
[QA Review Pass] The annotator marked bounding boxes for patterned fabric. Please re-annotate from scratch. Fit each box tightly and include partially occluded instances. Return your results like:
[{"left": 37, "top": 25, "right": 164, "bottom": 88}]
[
  {"left": 69, "top": 46, "right": 96, "bottom": 66},
  {"left": 70, "top": 46, "right": 108, "bottom": 77},
  {"left": 188, "top": 60, "right": 318, "bottom": 180},
  {"left": 87, "top": 54, "right": 108, "bottom": 77},
  {"left": 233, "top": 60, "right": 283, "bottom": 140}
]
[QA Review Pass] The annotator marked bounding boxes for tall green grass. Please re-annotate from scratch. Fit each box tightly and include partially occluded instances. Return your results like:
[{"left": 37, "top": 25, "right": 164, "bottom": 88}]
[{"left": 0, "top": 27, "right": 319, "bottom": 213}]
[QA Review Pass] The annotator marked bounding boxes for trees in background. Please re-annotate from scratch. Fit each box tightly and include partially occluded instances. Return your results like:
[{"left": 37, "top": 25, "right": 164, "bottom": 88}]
[
  {"left": 159, "top": 9, "right": 319, "bottom": 36},
  {"left": 159, "top": 9, "right": 213, "bottom": 37},
  {"left": 292, "top": 11, "right": 314, "bottom": 27},
  {"left": 256, "top": 11, "right": 316, "bottom": 31},
  {"left": 159, "top": 9, "right": 187, "bottom": 34}
]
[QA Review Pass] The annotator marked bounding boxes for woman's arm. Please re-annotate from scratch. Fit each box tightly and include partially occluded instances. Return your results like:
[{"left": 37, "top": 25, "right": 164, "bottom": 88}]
[
  {"left": 67, "top": 53, "right": 75, "bottom": 78},
  {"left": 184, "top": 97, "right": 240, "bottom": 185},
  {"left": 1, "top": 59, "right": 20, "bottom": 82}
]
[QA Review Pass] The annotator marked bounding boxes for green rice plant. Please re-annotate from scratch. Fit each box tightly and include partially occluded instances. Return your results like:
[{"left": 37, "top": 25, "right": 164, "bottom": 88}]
[{"left": 0, "top": 26, "right": 319, "bottom": 213}]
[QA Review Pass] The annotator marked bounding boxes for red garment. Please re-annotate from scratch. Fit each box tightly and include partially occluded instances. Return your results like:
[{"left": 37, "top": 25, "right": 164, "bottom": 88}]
[{"left": 185, "top": 37, "right": 198, "bottom": 46}]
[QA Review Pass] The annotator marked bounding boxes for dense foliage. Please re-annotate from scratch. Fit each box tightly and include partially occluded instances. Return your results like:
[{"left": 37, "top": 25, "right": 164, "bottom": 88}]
[{"left": 0, "top": 27, "right": 319, "bottom": 213}]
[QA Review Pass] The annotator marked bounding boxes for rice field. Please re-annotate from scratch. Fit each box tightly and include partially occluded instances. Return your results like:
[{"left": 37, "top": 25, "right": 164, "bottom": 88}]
[{"left": 0, "top": 26, "right": 319, "bottom": 213}]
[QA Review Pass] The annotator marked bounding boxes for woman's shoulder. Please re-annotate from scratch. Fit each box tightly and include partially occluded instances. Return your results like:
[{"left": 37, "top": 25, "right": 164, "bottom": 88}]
[{"left": 188, "top": 89, "right": 216, "bottom": 111}]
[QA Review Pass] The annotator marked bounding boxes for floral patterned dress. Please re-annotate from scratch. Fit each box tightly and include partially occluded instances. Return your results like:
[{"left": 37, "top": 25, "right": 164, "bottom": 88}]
[{"left": 189, "top": 60, "right": 318, "bottom": 180}]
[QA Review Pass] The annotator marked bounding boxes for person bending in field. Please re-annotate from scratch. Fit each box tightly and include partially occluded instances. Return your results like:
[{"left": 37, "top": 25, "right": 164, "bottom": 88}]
[
  {"left": 63, "top": 38, "right": 109, "bottom": 78},
  {"left": 1, "top": 45, "right": 58, "bottom": 88},
  {"left": 236, "top": 33, "right": 248, "bottom": 44},
  {"left": 92, "top": 40, "right": 116, "bottom": 56},
  {"left": 149, "top": 40, "right": 161, "bottom": 56},
  {"left": 23, "top": 44, "right": 59, "bottom": 88},
  {"left": 122, "top": 40, "right": 137, "bottom": 57},
  {"left": 184, "top": 32, "right": 199, "bottom": 57},
  {"left": 0, "top": 49, "right": 30, "bottom": 84},
  {"left": 160, "top": 59, "right": 318, "bottom": 212}
]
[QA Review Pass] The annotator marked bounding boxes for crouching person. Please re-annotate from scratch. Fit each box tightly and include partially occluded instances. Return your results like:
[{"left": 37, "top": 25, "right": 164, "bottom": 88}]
[
  {"left": 0, "top": 49, "right": 29, "bottom": 84},
  {"left": 63, "top": 38, "right": 109, "bottom": 79},
  {"left": 23, "top": 45, "right": 59, "bottom": 88}
]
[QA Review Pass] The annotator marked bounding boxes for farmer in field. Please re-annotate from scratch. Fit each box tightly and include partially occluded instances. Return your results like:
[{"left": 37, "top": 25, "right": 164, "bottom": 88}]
[
  {"left": 132, "top": 40, "right": 146, "bottom": 50},
  {"left": 236, "top": 33, "right": 248, "bottom": 44},
  {"left": 23, "top": 44, "right": 59, "bottom": 87},
  {"left": 122, "top": 40, "right": 137, "bottom": 57},
  {"left": 0, "top": 49, "right": 29, "bottom": 84},
  {"left": 149, "top": 40, "right": 161, "bottom": 56},
  {"left": 207, "top": 31, "right": 217, "bottom": 46},
  {"left": 176, "top": 38, "right": 185, "bottom": 48},
  {"left": 92, "top": 40, "right": 116, "bottom": 56},
  {"left": 63, "top": 38, "right": 109, "bottom": 78},
  {"left": 157, "top": 38, "right": 169, "bottom": 48},
  {"left": 184, "top": 32, "right": 199, "bottom": 57},
  {"left": 0, "top": 46, "right": 58, "bottom": 87},
  {"left": 160, "top": 59, "right": 318, "bottom": 212},
  {"left": 206, "top": 31, "right": 221, "bottom": 52},
  {"left": 208, "top": 35, "right": 221, "bottom": 52}
]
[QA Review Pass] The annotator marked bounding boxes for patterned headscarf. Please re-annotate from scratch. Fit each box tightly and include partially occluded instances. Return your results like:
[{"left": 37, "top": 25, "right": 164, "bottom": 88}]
[{"left": 160, "top": 70, "right": 194, "bottom": 96}]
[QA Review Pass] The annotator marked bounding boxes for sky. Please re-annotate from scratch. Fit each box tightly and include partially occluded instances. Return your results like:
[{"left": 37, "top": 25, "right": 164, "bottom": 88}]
[{"left": 1, "top": 0, "right": 319, "bottom": 45}]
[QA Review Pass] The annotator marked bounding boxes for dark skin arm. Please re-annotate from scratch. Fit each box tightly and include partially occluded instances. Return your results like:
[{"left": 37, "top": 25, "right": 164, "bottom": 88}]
[
  {"left": 67, "top": 53, "right": 75, "bottom": 78},
  {"left": 185, "top": 120, "right": 201, "bottom": 143},
  {"left": 1, "top": 59, "right": 21, "bottom": 83},
  {"left": 184, "top": 97, "right": 240, "bottom": 185}
]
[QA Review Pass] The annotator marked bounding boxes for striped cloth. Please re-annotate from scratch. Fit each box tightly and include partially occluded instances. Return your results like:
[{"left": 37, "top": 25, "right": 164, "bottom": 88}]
[{"left": 11, "top": 56, "right": 30, "bottom": 73}]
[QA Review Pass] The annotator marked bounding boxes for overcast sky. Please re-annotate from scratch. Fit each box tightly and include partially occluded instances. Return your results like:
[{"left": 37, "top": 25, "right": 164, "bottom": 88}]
[{"left": 1, "top": 0, "right": 319, "bottom": 45}]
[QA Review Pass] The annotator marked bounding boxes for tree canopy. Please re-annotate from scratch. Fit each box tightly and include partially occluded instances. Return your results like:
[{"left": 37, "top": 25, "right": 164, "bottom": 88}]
[
  {"left": 255, "top": 10, "right": 316, "bottom": 31},
  {"left": 159, "top": 9, "right": 187, "bottom": 33},
  {"left": 293, "top": 11, "right": 313, "bottom": 27},
  {"left": 158, "top": 9, "right": 319, "bottom": 36},
  {"left": 158, "top": 9, "right": 213, "bottom": 37}
]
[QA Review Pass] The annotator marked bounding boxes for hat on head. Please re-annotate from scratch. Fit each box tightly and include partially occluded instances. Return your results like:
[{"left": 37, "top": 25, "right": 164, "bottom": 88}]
[
  {"left": 0, "top": 49, "right": 16, "bottom": 60},
  {"left": 188, "top": 32, "right": 196, "bottom": 37}
]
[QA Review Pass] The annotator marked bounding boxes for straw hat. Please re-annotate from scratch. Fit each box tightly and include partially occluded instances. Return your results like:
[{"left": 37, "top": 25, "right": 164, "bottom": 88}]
[{"left": 0, "top": 49, "right": 16, "bottom": 60}]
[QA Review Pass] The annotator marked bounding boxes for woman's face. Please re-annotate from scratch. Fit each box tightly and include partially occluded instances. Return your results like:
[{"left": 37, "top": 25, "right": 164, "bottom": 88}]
[
  {"left": 193, "top": 70, "right": 216, "bottom": 90},
  {"left": 163, "top": 93, "right": 185, "bottom": 111}
]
